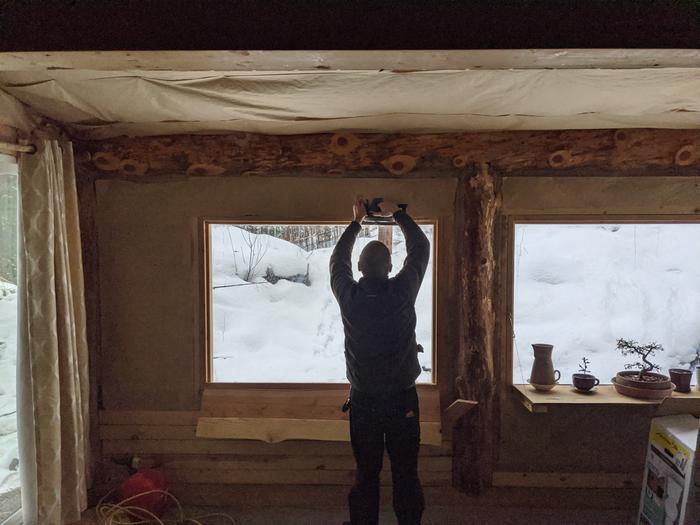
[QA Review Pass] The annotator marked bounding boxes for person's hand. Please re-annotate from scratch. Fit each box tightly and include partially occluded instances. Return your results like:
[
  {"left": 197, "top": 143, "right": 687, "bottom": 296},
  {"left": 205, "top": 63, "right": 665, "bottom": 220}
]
[
  {"left": 377, "top": 200, "right": 400, "bottom": 217},
  {"left": 353, "top": 197, "right": 366, "bottom": 223}
]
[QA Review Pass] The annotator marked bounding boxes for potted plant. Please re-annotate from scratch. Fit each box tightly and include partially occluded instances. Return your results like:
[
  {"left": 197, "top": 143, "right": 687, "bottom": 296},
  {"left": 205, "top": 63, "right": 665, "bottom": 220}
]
[
  {"left": 612, "top": 338, "right": 674, "bottom": 399},
  {"left": 572, "top": 357, "right": 599, "bottom": 392}
]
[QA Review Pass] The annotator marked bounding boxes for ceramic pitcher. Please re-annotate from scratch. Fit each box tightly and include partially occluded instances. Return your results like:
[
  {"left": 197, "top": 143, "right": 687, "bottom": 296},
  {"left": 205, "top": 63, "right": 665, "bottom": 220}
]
[{"left": 529, "top": 343, "right": 560, "bottom": 391}]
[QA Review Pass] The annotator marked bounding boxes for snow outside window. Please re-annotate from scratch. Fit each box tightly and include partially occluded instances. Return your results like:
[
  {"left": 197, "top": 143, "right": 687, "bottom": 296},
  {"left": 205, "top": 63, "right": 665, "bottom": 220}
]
[
  {"left": 208, "top": 223, "right": 435, "bottom": 383},
  {"left": 0, "top": 154, "right": 20, "bottom": 523},
  {"left": 512, "top": 223, "right": 700, "bottom": 385}
]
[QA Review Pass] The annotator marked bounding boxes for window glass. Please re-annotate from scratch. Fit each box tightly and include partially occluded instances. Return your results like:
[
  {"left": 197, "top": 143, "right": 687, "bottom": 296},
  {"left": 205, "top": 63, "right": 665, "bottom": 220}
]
[
  {"left": 513, "top": 223, "right": 700, "bottom": 385},
  {"left": 0, "top": 154, "right": 20, "bottom": 522},
  {"left": 209, "top": 223, "right": 435, "bottom": 383}
]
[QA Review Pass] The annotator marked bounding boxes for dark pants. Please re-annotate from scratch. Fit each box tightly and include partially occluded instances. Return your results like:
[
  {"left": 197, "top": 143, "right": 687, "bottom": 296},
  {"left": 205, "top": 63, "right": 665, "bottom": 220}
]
[{"left": 348, "top": 386, "right": 424, "bottom": 525}]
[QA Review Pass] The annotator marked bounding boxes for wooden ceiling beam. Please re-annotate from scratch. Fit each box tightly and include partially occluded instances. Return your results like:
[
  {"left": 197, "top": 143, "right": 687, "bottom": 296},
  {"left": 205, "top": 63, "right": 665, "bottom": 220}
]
[
  {"left": 3, "top": 50, "right": 700, "bottom": 72},
  {"left": 73, "top": 129, "right": 700, "bottom": 179}
]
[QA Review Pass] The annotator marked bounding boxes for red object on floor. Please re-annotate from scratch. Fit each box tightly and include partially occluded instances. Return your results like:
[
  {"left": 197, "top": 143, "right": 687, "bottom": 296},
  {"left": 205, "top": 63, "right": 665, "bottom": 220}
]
[{"left": 119, "top": 469, "right": 169, "bottom": 517}]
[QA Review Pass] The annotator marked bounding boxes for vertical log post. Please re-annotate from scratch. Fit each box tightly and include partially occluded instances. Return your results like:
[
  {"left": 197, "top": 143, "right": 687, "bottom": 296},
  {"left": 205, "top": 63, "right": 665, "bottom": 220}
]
[
  {"left": 74, "top": 160, "right": 103, "bottom": 500},
  {"left": 453, "top": 162, "right": 500, "bottom": 494}
]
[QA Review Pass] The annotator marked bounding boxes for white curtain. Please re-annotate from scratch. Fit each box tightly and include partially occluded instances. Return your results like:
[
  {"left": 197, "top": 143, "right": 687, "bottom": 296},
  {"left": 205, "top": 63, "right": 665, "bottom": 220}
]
[{"left": 17, "top": 141, "right": 90, "bottom": 525}]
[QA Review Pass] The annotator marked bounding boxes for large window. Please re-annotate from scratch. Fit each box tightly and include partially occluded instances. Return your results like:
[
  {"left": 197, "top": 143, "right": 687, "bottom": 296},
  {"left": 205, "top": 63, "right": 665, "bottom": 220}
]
[
  {"left": 206, "top": 222, "right": 435, "bottom": 383},
  {"left": 0, "top": 154, "right": 20, "bottom": 523},
  {"left": 512, "top": 223, "right": 700, "bottom": 385}
]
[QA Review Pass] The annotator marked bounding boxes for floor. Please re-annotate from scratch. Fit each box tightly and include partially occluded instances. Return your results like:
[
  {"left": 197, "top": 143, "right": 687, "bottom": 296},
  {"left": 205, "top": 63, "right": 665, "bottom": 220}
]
[
  {"left": 74, "top": 487, "right": 639, "bottom": 525},
  {"left": 176, "top": 505, "right": 635, "bottom": 525}
]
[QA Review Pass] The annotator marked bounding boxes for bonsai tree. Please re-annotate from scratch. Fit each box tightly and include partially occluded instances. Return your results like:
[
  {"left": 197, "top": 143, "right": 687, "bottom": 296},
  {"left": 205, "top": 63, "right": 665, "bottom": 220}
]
[
  {"left": 617, "top": 338, "right": 664, "bottom": 380},
  {"left": 578, "top": 357, "right": 591, "bottom": 375}
]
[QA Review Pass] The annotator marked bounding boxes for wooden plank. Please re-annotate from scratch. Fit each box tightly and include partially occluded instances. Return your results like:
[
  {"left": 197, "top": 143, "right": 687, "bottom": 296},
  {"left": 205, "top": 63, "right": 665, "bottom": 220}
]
[
  {"left": 161, "top": 467, "right": 450, "bottom": 486},
  {"left": 502, "top": 176, "right": 700, "bottom": 216},
  {"left": 443, "top": 399, "right": 478, "bottom": 428},
  {"left": 99, "top": 424, "right": 198, "bottom": 440},
  {"left": 102, "top": 439, "right": 450, "bottom": 456},
  {"left": 196, "top": 417, "right": 350, "bottom": 443},
  {"left": 159, "top": 483, "right": 639, "bottom": 509},
  {"left": 513, "top": 385, "right": 700, "bottom": 413},
  {"left": 195, "top": 417, "right": 443, "bottom": 446},
  {"left": 157, "top": 455, "right": 452, "bottom": 472},
  {"left": 512, "top": 384, "right": 700, "bottom": 413},
  {"left": 201, "top": 387, "right": 442, "bottom": 422},
  {"left": 74, "top": 129, "right": 700, "bottom": 180},
  {"left": 4, "top": 49, "right": 700, "bottom": 72},
  {"left": 99, "top": 410, "right": 201, "bottom": 426},
  {"left": 492, "top": 471, "right": 641, "bottom": 489}
]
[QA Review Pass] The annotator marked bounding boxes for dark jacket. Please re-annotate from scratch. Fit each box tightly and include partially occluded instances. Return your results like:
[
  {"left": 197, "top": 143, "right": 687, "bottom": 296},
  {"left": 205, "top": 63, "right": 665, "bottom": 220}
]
[{"left": 330, "top": 210, "right": 430, "bottom": 395}]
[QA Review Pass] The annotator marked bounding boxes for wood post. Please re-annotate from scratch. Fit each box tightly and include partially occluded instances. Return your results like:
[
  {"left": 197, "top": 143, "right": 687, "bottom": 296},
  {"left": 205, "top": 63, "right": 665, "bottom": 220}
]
[
  {"left": 378, "top": 225, "right": 393, "bottom": 252},
  {"left": 74, "top": 162, "right": 103, "bottom": 499},
  {"left": 453, "top": 162, "right": 500, "bottom": 494}
]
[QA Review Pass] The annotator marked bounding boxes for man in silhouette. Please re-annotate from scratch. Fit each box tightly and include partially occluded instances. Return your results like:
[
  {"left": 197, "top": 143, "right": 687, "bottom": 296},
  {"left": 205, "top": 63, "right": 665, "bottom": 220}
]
[{"left": 330, "top": 198, "right": 430, "bottom": 525}]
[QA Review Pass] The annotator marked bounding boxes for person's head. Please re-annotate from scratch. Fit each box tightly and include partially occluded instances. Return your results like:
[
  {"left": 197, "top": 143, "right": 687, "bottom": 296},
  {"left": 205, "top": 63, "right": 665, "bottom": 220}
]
[{"left": 358, "top": 241, "right": 392, "bottom": 278}]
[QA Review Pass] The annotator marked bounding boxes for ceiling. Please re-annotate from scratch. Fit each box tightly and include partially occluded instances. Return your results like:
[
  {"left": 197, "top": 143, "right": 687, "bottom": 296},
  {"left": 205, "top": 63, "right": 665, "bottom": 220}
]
[{"left": 0, "top": 50, "right": 698, "bottom": 139}]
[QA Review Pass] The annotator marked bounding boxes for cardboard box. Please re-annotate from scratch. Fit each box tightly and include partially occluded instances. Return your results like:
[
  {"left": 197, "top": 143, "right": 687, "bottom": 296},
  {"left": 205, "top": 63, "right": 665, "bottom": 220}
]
[{"left": 639, "top": 414, "right": 700, "bottom": 525}]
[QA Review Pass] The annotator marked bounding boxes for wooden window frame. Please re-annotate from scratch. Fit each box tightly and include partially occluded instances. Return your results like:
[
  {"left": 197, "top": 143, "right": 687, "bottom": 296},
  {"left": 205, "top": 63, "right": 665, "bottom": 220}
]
[
  {"left": 199, "top": 217, "right": 440, "bottom": 391},
  {"left": 503, "top": 214, "right": 700, "bottom": 390}
]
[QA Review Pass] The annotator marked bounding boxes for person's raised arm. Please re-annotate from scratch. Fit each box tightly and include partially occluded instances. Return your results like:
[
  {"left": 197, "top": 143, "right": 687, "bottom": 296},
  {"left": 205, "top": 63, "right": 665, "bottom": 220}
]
[
  {"left": 379, "top": 201, "right": 430, "bottom": 300},
  {"left": 329, "top": 199, "right": 365, "bottom": 302}
]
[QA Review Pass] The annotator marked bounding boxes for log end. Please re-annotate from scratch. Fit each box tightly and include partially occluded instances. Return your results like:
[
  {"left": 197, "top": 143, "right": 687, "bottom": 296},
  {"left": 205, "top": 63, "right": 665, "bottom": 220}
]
[
  {"left": 453, "top": 155, "right": 469, "bottom": 168},
  {"left": 381, "top": 154, "right": 417, "bottom": 175},
  {"left": 329, "top": 132, "right": 360, "bottom": 156},
  {"left": 119, "top": 159, "right": 148, "bottom": 176},
  {"left": 186, "top": 163, "right": 226, "bottom": 177},
  {"left": 675, "top": 144, "right": 697, "bottom": 166},
  {"left": 548, "top": 149, "right": 573, "bottom": 169},
  {"left": 92, "top": 151, "right": 122, "bottom": 171}
]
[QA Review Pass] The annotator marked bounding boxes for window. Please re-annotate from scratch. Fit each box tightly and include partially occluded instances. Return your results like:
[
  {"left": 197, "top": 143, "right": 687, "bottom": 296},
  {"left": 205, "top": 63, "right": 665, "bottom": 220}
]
[
  {"left": 512, "top": 222, "right": 700, "bottom": 385},
  {"left": 205, "top": 222, "right": 435, "bottom": 384},
  {"left": 0, "top": 154, "right": 20, "bottom": 523}
]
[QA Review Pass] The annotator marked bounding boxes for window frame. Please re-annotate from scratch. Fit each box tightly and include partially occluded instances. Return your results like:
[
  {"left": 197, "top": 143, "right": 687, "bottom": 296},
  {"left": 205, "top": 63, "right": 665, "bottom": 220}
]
[
  {"left": 200, "top": 217, "right": 440, "bottom": 389},
  {"left": 504, "top": 214, "right": 700, "bottom": 387}
]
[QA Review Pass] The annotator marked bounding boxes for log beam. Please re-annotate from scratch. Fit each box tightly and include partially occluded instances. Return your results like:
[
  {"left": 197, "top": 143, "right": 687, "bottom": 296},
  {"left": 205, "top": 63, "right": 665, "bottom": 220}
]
[{"left": 73, "top": 129, "right": 700, "bottom": 180}]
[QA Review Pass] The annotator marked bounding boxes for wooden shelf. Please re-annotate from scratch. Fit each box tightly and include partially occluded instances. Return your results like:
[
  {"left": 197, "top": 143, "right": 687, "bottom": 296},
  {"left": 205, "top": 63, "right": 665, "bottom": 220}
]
[{"left": 513, "top": 384, "right": 700, "bottom": 415}]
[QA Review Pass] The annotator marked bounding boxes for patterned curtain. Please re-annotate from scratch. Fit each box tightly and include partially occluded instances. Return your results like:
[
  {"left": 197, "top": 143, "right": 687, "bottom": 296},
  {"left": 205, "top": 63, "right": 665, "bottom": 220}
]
[{"left": 17, "top": 141, "right": 89, "bottom": 525}]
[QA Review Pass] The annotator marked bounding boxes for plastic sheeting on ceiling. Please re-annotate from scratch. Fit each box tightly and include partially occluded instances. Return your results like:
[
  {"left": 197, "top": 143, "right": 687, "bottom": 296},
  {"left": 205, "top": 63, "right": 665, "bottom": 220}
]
[{"left": 0, "top": 67, "right": 699, "bottom": 138}]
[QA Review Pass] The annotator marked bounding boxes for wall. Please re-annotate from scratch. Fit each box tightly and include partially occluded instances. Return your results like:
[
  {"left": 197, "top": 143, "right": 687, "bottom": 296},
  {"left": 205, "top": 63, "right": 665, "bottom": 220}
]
[
  {"left": 75, "top": 129, "right": 700, "bottom": 506},
  {"left": 93, "top": 176, "right": 458, "bottom": 502},
  {"left": 495, "top": 175, "right": 700, "bottom": 484}
]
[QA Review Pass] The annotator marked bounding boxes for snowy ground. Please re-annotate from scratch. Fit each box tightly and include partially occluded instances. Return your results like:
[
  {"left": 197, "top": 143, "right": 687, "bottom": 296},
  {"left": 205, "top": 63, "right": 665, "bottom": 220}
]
[
  {"left": 0, "top": 281, "right": 19, "bottom": 518},
  {"left": 210, "top": 224, "right": 434, "bottom": 383},
  {"left": 513, "top": 224, "right": 700, "bottom": 385}
]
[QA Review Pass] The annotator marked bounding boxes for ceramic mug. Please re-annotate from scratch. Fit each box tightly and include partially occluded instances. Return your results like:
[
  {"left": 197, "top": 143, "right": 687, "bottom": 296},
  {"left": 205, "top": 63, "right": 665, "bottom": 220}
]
[
  {"left": 669, "top": 368, "right": 692, "bottom": 393},
  {"left": 572, "top": 373, "right": 599, "bottom": 392}
]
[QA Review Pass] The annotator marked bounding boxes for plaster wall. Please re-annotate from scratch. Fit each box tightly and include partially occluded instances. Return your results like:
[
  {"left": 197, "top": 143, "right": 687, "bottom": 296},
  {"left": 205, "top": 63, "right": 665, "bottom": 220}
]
[
  {"left": 95, "top": 176, "right": 457, "bottom": 411},
  {"left": 94, "top": 173, "right": 667, "bottom": 480}
]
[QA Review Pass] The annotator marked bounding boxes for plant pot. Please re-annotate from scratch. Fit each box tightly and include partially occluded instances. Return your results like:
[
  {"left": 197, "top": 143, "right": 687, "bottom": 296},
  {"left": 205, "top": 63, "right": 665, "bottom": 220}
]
[
  {"left": 669, "top": 368, "right": 692, "bottom": 393},
  {"left": 614, "top": 371, "right": 673, "bottom": 390},
  {"left": 611, "top": 377, "right": 675, "bottom": 400},
  {"left": 572, "top": 373, "right": 599, "bottom": 392}
]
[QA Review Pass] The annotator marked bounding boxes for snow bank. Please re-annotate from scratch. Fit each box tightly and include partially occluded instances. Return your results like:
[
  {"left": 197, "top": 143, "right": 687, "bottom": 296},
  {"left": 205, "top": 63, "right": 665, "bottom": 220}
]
[
  {"left": 0, "top": 281, "right": 19, "bottom": 506},
  {"left": 210, "top": 224, "right": 434, "bottom": 383},
  {"left": 513, "top": 224, "right": 700, "bottom": 384}
]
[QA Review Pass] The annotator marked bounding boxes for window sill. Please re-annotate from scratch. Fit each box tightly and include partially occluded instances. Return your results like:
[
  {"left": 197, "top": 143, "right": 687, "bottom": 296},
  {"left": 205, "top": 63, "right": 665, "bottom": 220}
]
[{"left": 513, "top": 384, "right": 700, "bottom": 415}]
